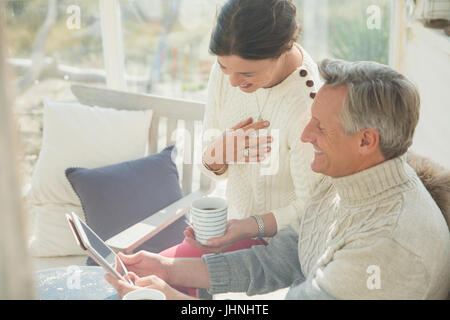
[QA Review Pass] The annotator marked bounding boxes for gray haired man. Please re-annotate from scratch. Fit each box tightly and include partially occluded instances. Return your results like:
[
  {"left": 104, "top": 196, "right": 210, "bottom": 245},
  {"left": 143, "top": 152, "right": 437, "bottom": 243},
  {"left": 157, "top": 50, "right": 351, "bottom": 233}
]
[{"left": 106, "top": 59, "right": 450, "bottom": 300}]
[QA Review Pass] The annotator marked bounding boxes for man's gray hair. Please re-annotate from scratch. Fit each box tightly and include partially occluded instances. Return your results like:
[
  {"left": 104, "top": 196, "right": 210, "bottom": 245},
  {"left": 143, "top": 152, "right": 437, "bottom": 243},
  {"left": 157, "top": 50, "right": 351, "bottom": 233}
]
[{"left": 318, "top": 59, "right": 420, "bottom": 160}]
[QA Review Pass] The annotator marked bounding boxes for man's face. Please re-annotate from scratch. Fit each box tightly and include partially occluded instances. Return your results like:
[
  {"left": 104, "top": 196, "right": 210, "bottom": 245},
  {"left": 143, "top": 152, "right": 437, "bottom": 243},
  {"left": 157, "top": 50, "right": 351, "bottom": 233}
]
[
  {"left": 301, "top": 85, "right": 362, "bottom": 178},
  {"left": 217, "top": 55, "right": 284, "bottom": 93}
]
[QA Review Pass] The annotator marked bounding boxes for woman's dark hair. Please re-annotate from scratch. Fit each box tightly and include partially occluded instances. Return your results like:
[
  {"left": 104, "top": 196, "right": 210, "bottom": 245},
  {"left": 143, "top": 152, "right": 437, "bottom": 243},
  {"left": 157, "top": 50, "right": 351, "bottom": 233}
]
[{"left": 209, "top": 0, "right": 301, "bottom": 60}]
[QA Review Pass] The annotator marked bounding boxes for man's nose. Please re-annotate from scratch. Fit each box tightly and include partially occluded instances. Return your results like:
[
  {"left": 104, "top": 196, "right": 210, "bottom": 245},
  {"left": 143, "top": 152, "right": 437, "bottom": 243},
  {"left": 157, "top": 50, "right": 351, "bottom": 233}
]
[
  {"left": 301, "top": 120, "right": 314, "bottom": 144},
  {"left": 229, "top": 73, "right": 243, "bottom": 87}
]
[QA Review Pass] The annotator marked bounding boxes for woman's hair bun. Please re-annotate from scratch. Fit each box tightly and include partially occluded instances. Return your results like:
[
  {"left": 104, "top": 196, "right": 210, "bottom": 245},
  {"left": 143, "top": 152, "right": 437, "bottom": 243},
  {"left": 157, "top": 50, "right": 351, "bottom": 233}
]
[{"left": 209, "top": 0, "right": 301, "bottom": 60}]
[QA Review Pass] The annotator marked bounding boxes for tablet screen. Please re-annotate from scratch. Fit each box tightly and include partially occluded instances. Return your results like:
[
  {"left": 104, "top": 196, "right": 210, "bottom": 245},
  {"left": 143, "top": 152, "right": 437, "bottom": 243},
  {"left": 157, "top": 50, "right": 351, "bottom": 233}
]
[{"left": 76, "top": 217, "right": 127, "bottom": 278}]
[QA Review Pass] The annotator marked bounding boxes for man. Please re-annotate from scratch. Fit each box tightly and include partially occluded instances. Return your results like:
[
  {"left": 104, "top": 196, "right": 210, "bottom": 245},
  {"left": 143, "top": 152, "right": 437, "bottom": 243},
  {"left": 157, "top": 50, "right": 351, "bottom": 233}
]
[{"left": 106, "top": 59, "right": 450, "bottom": 299}]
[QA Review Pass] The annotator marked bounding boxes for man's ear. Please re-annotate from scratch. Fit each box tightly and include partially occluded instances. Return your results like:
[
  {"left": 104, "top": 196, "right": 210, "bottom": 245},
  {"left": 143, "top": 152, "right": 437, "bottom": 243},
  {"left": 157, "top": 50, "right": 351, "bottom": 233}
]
[{"left": 359, "top": 129, "right": 380, "bottom": 155}]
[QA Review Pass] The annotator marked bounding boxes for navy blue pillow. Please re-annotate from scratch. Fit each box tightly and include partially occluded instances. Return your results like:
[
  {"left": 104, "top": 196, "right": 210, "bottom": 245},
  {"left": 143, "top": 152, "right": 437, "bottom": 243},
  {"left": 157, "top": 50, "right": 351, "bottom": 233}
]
[{"left": 66, "top": 145, "right": 188, "bottom": 265}]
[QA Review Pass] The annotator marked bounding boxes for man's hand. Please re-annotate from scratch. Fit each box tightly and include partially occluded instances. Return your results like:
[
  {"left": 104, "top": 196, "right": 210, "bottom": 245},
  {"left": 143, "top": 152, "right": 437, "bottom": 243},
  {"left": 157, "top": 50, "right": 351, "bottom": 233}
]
[
  {"left": 104, "top": 271, "right": 138, "bottom": 299},
  {"left": 105, "top": 272, "right": 196, "bottom": 300},
  {"left": 132, "top": 273, "right": 196, "bottom": 300},
  {"left": 116, "top": 251, "right": 170, "bottom": 280}
]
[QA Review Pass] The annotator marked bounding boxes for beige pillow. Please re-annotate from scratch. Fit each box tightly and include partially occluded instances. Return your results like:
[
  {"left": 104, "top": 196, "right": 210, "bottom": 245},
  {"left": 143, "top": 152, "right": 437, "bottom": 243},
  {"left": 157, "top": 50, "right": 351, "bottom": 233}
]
[{"left": 27, "top": 101, "right": 152, "bottom": 257}]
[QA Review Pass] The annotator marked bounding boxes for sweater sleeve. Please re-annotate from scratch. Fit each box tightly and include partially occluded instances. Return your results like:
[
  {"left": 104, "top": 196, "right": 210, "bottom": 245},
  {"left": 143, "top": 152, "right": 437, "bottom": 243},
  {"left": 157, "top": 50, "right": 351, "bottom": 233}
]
[
  {"left": 271, "top": 107, "right": 323, "bottom": 231},
  {"left": 200, "top": 61, "right": 229, "bottom": 181},
  {"left": 202, "top": 227, "right": 304, "bottom": 296}
]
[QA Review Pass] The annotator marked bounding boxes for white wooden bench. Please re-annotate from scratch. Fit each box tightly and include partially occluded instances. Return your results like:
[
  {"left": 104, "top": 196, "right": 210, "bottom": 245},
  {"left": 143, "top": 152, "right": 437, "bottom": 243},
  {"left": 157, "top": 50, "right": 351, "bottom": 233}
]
[{"left": 70, "top": 84, "right": 216, "bottom": 254}]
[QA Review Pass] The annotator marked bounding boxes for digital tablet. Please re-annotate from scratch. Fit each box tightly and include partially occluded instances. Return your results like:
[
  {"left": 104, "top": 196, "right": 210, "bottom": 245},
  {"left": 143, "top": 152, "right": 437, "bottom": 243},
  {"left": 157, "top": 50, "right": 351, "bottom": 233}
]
[{"left": 66, "top": 212, "right": 133, "bottom": 285}]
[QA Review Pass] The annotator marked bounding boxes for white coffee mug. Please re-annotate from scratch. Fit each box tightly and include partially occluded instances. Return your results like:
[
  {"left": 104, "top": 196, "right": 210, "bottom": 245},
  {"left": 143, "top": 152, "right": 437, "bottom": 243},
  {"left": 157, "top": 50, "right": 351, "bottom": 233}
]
[
  {"left": 190, "top": 197, "right": 228, "bottom": 245},
  {"left": 122, "top": 288, "right": 166, "bottom": 300}
]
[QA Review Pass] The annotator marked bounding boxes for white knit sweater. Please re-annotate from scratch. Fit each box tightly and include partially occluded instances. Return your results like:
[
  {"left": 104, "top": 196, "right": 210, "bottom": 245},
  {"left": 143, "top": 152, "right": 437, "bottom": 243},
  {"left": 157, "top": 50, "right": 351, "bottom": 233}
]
[{"left": 201, "top": 45, "right": 323, "bottom": 230}]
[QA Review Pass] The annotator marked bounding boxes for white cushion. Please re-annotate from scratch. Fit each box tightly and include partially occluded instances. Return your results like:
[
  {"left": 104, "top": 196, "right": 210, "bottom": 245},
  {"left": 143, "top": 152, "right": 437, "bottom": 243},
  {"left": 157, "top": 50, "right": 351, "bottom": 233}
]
[
  {"left": 29, "top": 205, "right": 86, "bottom": 257},
  {"left": 28, "top": 101, "right": 152, "bottom": 257}
]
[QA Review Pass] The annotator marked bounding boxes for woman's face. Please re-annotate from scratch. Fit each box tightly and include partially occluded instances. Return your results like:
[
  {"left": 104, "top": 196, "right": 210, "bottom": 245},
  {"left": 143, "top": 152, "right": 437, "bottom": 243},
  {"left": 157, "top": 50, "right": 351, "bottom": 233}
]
[{"left": 217, "top": 55, "right": 285, "bottom": 93}]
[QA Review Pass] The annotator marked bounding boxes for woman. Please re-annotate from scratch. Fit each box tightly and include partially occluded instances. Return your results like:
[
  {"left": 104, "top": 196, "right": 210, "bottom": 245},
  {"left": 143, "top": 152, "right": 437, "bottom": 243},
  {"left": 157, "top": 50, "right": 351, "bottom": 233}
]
[{"left": 159, "top": 0, "right": 322, "bottom": 295}]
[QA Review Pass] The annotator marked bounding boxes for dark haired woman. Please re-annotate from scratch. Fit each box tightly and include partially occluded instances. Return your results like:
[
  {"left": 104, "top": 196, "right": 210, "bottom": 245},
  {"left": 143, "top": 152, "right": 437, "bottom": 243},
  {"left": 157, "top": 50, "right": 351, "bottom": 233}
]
[{"left": 159, "top": 0, "right": 322, "bottom": 296}]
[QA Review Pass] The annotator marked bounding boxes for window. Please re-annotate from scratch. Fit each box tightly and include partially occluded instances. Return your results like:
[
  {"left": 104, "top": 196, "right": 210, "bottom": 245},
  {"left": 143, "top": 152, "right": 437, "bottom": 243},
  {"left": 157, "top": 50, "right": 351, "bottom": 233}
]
[
  {"left": 294, "top": 0, "right": 392, "bottom": 64},
  {"left": 6, "top": 0, "right": 105, "bottom": 84},
  {"left": 5, "top": 0, "right": 105, "bottom": 187},
  {"left": 119, "top": 0, "right": 224, "bottom": 101},
  {"left": 119, "top": 0, "right": 392, "bottom": 100}
]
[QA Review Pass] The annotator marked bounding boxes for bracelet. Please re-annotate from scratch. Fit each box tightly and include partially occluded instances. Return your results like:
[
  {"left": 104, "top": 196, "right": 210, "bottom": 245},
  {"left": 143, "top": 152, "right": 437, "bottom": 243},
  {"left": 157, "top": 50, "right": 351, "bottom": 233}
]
[
  {"left": 202, "top": 157, "right": 227, "bottom": 174},
  {"left": 251, "top": 215, "right": 265, "bottom": 239}
]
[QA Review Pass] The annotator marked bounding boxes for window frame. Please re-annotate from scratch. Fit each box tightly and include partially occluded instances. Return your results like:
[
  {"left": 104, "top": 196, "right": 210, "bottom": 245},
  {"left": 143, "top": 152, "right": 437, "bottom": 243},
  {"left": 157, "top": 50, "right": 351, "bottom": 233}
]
[{"left": 99, "top": 0, "right": 127, "bottom": 90}]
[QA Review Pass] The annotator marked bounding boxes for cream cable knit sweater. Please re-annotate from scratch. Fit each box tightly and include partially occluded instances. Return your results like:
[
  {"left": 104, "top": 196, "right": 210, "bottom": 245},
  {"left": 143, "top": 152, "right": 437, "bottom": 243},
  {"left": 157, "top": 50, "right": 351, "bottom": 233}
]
[
  {"left": 204, "top": 156, "right": 450, "bottom": 299},
  {"left": 296, "top": 156, "right": 450, "bottom": 299},
  {"left": 201, "top": 45, "right": 323, "bottom": 230}
]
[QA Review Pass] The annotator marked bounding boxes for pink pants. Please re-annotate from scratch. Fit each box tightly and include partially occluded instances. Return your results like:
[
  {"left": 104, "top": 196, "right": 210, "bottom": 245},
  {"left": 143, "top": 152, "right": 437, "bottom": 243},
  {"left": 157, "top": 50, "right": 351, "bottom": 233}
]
[{"left": 159, "top": 237, "right": 267, "bottom": 296}]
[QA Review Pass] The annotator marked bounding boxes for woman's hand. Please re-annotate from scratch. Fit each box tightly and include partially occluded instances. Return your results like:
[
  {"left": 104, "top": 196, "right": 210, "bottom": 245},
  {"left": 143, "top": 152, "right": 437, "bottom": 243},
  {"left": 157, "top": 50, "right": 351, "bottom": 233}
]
[
  {"left": 115, "top": 251, "right": 170, "bottom": 281},
  {"left": 203, "top": 117, "right": 273, "bottom": 172},
  {"left": 184, "top": 218, "right": 256, "bottom": 253}
]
